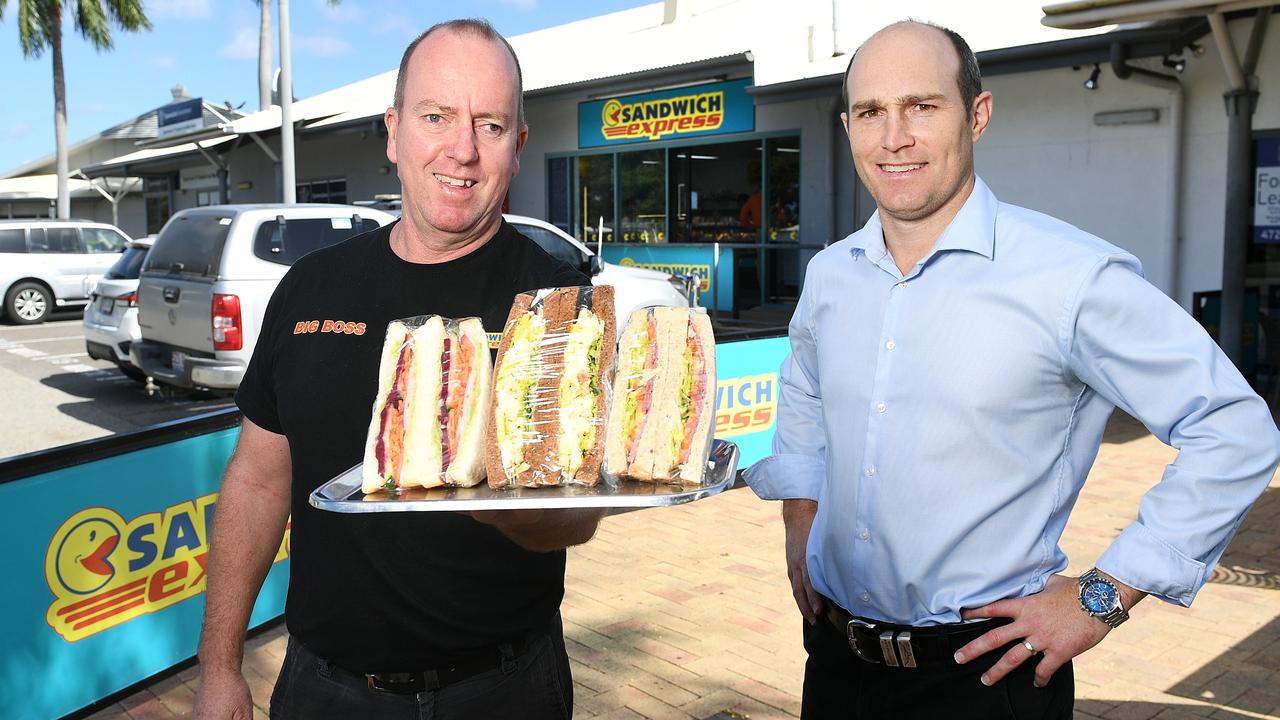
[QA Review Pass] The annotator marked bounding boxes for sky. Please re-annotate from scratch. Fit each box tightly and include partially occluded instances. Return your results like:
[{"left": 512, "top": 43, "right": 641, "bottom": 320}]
[{"left": 0, "top": 0, "right": 653, "bottom": 174}]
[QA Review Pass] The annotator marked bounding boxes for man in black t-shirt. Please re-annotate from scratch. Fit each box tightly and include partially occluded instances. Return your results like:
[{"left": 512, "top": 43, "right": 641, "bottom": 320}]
[{"left": 194, "top": 20, "right": 602, "bottom": 720}]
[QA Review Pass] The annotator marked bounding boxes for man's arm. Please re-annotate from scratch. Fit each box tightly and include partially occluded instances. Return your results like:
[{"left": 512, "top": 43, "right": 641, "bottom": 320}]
[
  {"left": 958, "top": 254, "right": 1280, "bottom": 687},
  {"left": 466, "top": 508, "right": 606, "bottom": 552},
  {"left": 195, "top": 418, "right": 292, "bottom": 719},
  {"left": 742, "top": 276, "right": 828, "bottom": 622}
]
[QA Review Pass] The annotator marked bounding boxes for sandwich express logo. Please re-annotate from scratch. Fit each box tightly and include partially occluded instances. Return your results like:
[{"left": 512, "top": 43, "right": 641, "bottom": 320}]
[
  {"left": 601, "top": 90, "right": 724, "bottom": 142},
  {"left": 618, "top": 257, "right": 712, "bottom": 292},
  {"left": 715, "top": 373, "right": 776, "bottom": 438},
  {"left": 44, "top": 493, "right": 291, "bottom": 642}
]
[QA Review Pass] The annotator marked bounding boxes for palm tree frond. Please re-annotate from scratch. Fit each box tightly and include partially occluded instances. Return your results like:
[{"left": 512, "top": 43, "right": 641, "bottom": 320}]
[
  {"left": 103, "top": 0, "right": 151, "bottom": 31},
  {"left": 73, "top": 0, "right": 114, "bottom": 50},
  {"left": 15, "top": 0, "right": 54, "bottom": 57}
]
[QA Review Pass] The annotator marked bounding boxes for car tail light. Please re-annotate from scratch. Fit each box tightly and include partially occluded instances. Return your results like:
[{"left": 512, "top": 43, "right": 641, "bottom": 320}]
[
  {"left": 115, "top": 291, "right": 138, "bottom": 307},
  {"left": 212, "top": 294, "right": 243, "bottom": 351}
]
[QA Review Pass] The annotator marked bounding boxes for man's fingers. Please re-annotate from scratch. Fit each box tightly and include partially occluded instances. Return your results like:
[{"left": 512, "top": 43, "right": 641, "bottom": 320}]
[
  {"left": 800, "top": 566, "right": 824, "bottom": 622},
  {"left": 978, "top": 642, "right": 1030, "bottom": 687},
  {"left": 954, "top": 623, "right": 1022, "bottom": 664},
  {"left": 789, "top": 576, "right": 815, "bottom": 622},
  {"left": 1033, "top": 655, "right": 1063, "bottom": 688},
  {"left": 961, "top": 597, "right": 1020, "bottom": 621}
]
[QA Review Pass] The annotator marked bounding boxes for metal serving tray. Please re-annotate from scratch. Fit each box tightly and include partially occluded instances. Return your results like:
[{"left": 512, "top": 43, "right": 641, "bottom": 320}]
[{"left": 309, "top": 439, "right": 740, "bottom": 512}]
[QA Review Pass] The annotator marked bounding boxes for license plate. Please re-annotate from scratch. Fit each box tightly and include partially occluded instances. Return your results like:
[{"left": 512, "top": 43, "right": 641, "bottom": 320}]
[
  {"left": 171, "top": 352, "right": 185, "bottom": 373},
  {"left": 99, "top": 297, "right": 115, "bottom": 314}
]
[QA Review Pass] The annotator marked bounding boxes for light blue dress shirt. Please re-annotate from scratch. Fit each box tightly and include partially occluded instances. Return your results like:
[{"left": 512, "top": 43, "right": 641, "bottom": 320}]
[{"left": 744, "top": 177, "right": 1280, "bottom": 626}]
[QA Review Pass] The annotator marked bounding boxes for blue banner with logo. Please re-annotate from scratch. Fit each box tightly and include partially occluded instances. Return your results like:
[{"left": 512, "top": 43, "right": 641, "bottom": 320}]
[
  {"left": 0, "top": 426, "right": 289, "bottom": 720},
  {"left": 714, "top": 336, "right": 789, "bottom": 466},
  {"left": 579, "top": 78, "right": 755, "bottom": 149},
  {"left": 601, "top": 244, "right": 734, "bottom": 311},
  {"left": 1256, "top": 137, "right": 1280, "bottom": 243}
]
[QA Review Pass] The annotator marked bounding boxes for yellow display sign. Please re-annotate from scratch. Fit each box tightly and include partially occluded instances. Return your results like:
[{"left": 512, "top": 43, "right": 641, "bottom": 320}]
[
  {"left": 600, "top": 90, "right": 724, "bottom": 142},
  {"left": 618, "top": 257, "right": 712, "bottom": 292},
  {"left": 714, "top": 372, "right": 777, "bottom": 438},
  {"left": 45, "top": 493, "right": 290, "bottom": 642}
]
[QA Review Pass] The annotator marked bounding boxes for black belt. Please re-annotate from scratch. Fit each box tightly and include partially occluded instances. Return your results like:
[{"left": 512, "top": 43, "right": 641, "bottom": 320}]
[
  {"left": 825, "top": 603, "right": 1009, "bottom": 669},
  {"left": 351, "top": 635, "right": 532, "bottom": 694}
]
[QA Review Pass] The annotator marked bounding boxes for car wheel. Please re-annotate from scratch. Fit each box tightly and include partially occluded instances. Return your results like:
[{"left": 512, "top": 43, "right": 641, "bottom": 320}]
[{"left": 5, "top": 282, "right": 52, "bottom": 325}]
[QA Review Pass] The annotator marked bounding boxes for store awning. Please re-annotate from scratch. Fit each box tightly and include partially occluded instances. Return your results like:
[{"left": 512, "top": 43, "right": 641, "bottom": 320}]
[
  {"left": 80, "top": 136, "right": 236, "bottom": 178},
  {"left": 1042, "top": 0, "right": 1275, "bottom": 29},
  {"left": 0, "top": 174, "right": 139, "bottom": 201}
]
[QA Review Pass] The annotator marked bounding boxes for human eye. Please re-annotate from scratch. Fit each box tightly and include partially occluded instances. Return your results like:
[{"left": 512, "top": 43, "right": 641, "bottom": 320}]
[
  {"left": 424, "top": 113, "right": 444, "bottom": 125},
  {"left": 478, "top": 121, "right": 504, "bottom": 137},
  {"left": 857, "top": 108, "right": 880, "bottom": 119}
]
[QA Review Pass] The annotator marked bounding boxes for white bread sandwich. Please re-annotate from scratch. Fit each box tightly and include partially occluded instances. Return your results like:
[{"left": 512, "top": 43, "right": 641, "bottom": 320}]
[
  {"left": 361, "top": 316, "right": 492, "bottom": 493},
  {"left": 486, "top": 286, "right": 616, "bottom": 488},
  {"left": 605, "top": 307, "right": 716, "bottom": 485}
]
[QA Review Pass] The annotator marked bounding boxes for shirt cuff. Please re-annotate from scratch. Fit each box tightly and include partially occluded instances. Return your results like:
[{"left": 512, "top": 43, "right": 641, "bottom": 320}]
[
  {"left": 1095, "top": 522, "right": 1207, "bottom": 607},
  {"left": 742, "top": 454, "right": 824, "bottom": 501}
]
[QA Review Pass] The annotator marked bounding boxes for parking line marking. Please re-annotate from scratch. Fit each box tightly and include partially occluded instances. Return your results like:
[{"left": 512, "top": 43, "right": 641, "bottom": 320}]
[
  {"left": 40, "top": 352, "right": 90, "bottom": 362},
  {"left": 59, "top": 364, "right": 103, "bottom": 374},
  {"left": 6, "top": 347, "right": 47, "bottom": 358},
  {"left": 4, "top": 336, "right": 84, "bottom": 344}
]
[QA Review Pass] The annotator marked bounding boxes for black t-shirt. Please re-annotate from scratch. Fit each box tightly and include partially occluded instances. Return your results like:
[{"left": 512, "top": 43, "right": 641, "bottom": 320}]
[{"left": 235, "top": 219, "right": 588, "bottom": 671}]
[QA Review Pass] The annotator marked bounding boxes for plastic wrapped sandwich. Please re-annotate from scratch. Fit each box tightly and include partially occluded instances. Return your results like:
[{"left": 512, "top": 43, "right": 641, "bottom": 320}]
[
  {"left": 605, "top": 306, "right": 716, "bottom": 485},
  {"left": 361, "top": 315, "right": 492, "bottom": 493},
  {"left": 486, "top": 286, "right": 616, "bottom": 488}
]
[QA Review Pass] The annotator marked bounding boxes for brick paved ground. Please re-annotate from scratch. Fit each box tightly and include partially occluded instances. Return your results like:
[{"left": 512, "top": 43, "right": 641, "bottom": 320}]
[{"left": 87, "top": 413, "right": 1280, "bottom": 720}]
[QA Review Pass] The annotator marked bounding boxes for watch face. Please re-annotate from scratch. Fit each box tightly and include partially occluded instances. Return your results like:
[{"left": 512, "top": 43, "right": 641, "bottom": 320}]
[{"left": 1082, "top": 580, "right": 1119, "bottom": 614}]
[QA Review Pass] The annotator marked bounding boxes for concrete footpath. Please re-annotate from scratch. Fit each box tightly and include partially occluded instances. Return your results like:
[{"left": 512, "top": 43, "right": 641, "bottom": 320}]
[{"left": 88, "top": 414, "right": 1280, "bottom": 719}]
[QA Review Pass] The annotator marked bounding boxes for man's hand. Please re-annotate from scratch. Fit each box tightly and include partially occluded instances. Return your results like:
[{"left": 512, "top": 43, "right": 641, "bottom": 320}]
[
  {"left": 954, "top": 572, "right": 1144, "bottom": 687},
  {"left": 782, "top": 499, "right": 824, "bottom": 624},
  {"left": 193, "top": 667, "right": 253, "bottom": 720},
  {"left": 465, "top": 507, "right": 605, "bottom": 552}
]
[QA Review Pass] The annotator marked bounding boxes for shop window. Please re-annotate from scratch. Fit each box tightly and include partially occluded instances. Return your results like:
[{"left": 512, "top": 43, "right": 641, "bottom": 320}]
[
  {"left": 548, "top": 157, "right": 570, "bottom": 233},
  {"left": 619, "top": 150, "right": 665, "bottom": 243},
  {"left": 145, "top": 196, "right": 171, "bottom": 236},
  {"left": 767, "top": 138, "right": 800, "bottom": 242},
  {"left": 297, "top": 178, "right": 347, "bottom": 204},
  {"left": 576, "top": 155, "right": 613, "bottom": 245},
  {"left": 668, "top": 140, "right": 760, "bottom": 244}
]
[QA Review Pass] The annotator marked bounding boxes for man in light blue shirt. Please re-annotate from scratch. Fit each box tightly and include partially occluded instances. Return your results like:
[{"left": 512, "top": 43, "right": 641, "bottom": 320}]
[{"left": 743, "top": 19, "right": 1280, "bottom": 719}]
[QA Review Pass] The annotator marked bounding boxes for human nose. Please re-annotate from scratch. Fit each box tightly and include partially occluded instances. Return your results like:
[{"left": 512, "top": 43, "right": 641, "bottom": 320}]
[
  {"left": 880, "top": 110, "right": 914, "bottom": 153},
  {"left": 445, "top": 122, "right": 479, "bottom": 165}
]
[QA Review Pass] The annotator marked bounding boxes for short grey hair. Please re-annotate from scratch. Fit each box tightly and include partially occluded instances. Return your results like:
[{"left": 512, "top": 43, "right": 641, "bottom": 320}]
[
  {"left": 393, "top": 18, "right": 525, "bottom": 125},
  {"left": 841, "top": 20, "right": 982, "bottom": 118}
]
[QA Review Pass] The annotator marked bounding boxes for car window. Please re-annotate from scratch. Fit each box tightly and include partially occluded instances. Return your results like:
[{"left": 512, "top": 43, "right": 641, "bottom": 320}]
[
  {"left": 29, "top": 227, "right": 81, "bottom": 253},
  {"left": 252, "top": 216, "right": 382, "bottom": 266},
  {"left": 144, "top": 214, "right": 233, "bottom": 277},
  {"left": 105, "top": 246, "right": 150, "bottom": 280},
  {"left": 83, "top": 227, "right": 128, "bottom": 253},
  {"left": 512, "top": 224, "right": 585, "bottom": 267},
  {"left": 0, "top": 229, "right": 25, "bottom": 253}
]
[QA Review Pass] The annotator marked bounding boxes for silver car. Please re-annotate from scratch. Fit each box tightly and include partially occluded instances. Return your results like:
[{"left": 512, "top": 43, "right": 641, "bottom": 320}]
[{"left": 132, "top": 205, "right": 396, "bottom": 394}]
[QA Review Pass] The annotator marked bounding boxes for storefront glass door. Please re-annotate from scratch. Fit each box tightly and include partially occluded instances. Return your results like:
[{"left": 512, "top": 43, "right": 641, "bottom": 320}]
[{"left": 576, "top": 154, "right": 613, "bottom": 245}]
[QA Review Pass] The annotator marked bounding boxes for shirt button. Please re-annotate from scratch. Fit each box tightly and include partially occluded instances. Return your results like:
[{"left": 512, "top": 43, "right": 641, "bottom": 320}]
[
  {"left": 897, "top": 281, "right": 907, "bottom": 289},
  {"left": 885, "top": 340, "right": 896, "bottom": 351},
  {"left": 861, "top": 591, "right": 871, "bottom": 602},
  {"left": 859, "top": 529, "right": 870, "bottom": 541},
  {"left": 865, "top": 466, "right": 876, "bottom": 477},
  {"left": 876, "top": 402, "right": 887, "bottom": 414}
]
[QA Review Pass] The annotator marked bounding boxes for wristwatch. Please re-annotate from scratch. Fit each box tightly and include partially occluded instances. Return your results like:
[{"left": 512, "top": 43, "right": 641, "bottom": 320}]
[{"left": 1078, "top": 568, "right": 1129, "bottom": 628}]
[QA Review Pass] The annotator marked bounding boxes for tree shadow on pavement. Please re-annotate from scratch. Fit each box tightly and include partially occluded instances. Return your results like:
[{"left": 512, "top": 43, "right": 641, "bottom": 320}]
[{"left": 1075, "top": 699, "right": 1262, "bottom": 719}]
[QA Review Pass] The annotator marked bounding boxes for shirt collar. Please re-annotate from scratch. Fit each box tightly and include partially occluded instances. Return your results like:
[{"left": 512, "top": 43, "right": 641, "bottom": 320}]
[{"left": 847, "top": 176, "right": 997, "bottom": 262}]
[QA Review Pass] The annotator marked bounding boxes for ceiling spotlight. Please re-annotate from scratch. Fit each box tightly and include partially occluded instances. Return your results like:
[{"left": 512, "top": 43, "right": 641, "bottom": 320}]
[
  {"left": 1162, "top": 55, "right": 1186, "bottom": 73},
  {"left": 1083, "top": 64, "right": 1101, "bottom": 90}
]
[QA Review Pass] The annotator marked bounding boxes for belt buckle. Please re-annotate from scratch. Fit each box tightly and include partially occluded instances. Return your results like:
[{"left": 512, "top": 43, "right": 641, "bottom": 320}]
[
  {"left": 844, "top": 618, "right": 883, "bottom": 664},
  {"left": 366, "top": 672, "right": 425, "bottom": 694}
]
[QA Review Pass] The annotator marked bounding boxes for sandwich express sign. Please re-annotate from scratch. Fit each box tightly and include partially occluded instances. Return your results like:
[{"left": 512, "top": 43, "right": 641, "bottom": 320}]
[{"left": 579, "top": 78, "right": 755, "bottom": 149}]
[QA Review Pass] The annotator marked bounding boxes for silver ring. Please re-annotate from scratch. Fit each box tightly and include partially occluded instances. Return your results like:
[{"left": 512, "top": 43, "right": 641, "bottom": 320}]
[{"left": 1023, "top": 640, "right": 1036, "bottom": 654}]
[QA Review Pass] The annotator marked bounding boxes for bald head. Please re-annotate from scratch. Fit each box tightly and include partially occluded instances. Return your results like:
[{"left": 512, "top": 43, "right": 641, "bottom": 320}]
[{"left": 841, "top": 21, "right": 981, "bottom": 119}]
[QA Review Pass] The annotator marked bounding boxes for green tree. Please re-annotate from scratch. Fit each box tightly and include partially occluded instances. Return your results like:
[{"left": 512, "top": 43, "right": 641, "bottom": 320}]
[{"left": 0, "top": 0, "right": 150, "bottom": 218}]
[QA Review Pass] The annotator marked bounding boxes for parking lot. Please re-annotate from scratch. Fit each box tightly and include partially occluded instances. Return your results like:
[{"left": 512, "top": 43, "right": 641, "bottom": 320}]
[{"left": 0, "top": 314, "right": 234, "bottom": 460}]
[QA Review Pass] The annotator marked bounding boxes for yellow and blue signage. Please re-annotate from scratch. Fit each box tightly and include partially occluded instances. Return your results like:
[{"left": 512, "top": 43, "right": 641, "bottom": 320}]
[
  {"left": 579, "top": 78, "right": 755, "bottom": 149},
  {"left": 0, "top": 425, "right": 289, "bottom": 720},
  {"left": 602, "top": 244, "right": 734, "bottom": 311},
  {"left": 713, "top": 336, "right": 789, "bottom": 465}
]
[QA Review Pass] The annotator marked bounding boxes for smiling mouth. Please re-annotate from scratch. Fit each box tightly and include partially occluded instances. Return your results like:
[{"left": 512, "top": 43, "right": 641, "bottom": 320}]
[
  {"left": 879, "top": 163, "right": 926, "bottom": 174},
  {"left": 434, "top": 173, "right": 476, "bottom": 188}
]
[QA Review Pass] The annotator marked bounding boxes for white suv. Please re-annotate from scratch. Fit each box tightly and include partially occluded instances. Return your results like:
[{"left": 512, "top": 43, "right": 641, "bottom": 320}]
[
  {"left": 0, "top": 219, "right": 133, "bottom": 324},
  {"left": 133, "top": 205, "right": 396, "bottom": 393}
]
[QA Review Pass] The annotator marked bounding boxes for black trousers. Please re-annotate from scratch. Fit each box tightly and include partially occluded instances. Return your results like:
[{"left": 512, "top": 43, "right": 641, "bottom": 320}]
[
  {"left": 801, "top": 617, "right": 1074, "bottom": 719},
  {"left": 269, "top": 615, "right": 573, "bottom": 720}
]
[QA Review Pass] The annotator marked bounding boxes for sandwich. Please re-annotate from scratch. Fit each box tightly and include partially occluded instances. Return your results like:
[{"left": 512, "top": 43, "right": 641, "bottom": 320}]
[
  {"left": 361, "top": 316, "right": 492, "bottom": 493},
  {"left": 605, "top": 307, "right": 716, "bottom": 485},
  {"left": 487, "top": 286, "right": 616, "bottom": 487}
]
